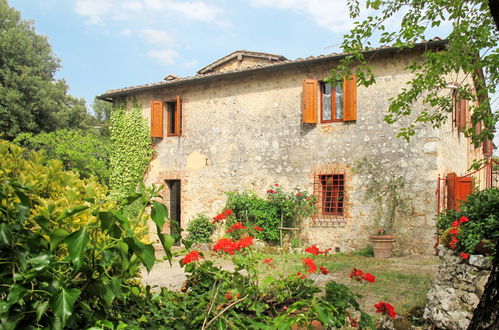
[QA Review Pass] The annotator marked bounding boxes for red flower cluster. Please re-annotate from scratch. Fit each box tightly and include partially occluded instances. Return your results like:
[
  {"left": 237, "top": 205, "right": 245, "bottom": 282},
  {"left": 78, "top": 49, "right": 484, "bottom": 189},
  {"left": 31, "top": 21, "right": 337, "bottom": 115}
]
[
  {"left": 320, "top": 266, "right": 330, "bottom": 275},
  {"left": 212, "top": 209, "right": 234, "bottom": 223},
  {"left": 182, "top": 250, "right": 202, "bottom": 264},
  {"left": 460, "top": 252, "right": 469, "bottom": 260},
  {"left": 295, "top": 192, "right": 302, "bottom": 197},
  {"left": 374, "top": 301, "right": 396, "bottom": 319},
  {"left": 346, "top": 312, "right": 358, "bottom": 327},
  {"left": 266, "top": 189, "right": 276, "bottom": 194},
  {"left": 225, "top": 291, "right": 241, "bottom": 300},
  {"left": 227, "top": 222, "right": 246, "bottom": 233},
  {"left": 349, "top": 268, "right": 376, "bottom": 283},
  {"left": 302, "top": 258, "right": 317, "bottom": 273},
  {"left": 213, "top": 236, "right": 254, "bottom": 255},
  {"left": 305, "top": 244, "right": 331, "bottom": 256},
  {"left": 448, "top": 216, "right": 469, "bottom": 251},
  {"left": 263, "top": 258, "right": 275, "bottom": 268},
  {"left": 254, "top": 225, "right": 264, "bottom": 231},
  {"left": 296, "top": 271, "right": 307, "bottom": 279}
]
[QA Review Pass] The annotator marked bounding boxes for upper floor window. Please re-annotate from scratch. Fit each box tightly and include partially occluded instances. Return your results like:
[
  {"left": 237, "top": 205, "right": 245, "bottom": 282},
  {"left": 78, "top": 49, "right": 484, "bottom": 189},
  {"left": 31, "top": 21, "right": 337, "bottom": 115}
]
[
  {"left": 302, "top": 75, "right": 357, "bottom": 124},
  {"left": 150, "top": 96, "right": 182, "bottom": 138}
]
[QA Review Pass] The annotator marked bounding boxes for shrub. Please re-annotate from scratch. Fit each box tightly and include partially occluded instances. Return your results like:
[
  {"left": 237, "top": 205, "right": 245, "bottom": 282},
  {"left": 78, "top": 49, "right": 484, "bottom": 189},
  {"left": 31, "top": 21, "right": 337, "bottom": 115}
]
[
  {"left": 437, "top": 188, "right": 499, "bottom": 255},
  {"left": 0, "top": 140, "right": 173, "bottom": 329},
  {"left": 186, "top": 214, "right": 215, "bottom": 243}
]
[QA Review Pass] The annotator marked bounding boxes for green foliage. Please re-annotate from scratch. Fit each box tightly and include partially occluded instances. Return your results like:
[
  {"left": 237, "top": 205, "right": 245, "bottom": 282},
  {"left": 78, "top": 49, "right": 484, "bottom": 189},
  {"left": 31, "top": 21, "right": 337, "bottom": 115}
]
[
  {"left": 330, "top": 0, "right": 498, "bottom": 146},
  {"left": 325, "top": 281, "right": 373, "bottom": 328},
  {"left": 0, "top": 139, "right": 173, "bottom": 329},
  {"left": 13, "top": 129, "right": 111, "bottom": 184},
  {"left": 225, "top": 185, "right": 315, "bottom": 243},
  {"left": 437, "top": 188, "right": 499, "bottom": 254},
  {"left": 0, "top": 1, "right": 94, "bottom": 140},
  {"left": 109, "top": 103, "right": 153, "bottom": 200},
  {"left": 353, "top": 157, "right": 411, "bottom": 234},
  {"left": 186, "top": 214, "right": 215, "bottom": 243}
]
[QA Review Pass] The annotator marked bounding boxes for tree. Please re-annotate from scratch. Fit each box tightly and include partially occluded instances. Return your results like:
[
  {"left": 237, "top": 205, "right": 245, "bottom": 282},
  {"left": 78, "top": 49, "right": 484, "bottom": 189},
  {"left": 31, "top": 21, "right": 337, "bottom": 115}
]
[
  {"left": 332, "top": 1, "right": 498, "bottom": 328},
  {"left": 329, "top": 0, "right": 498, "bottom": 148},
  {"left": 0, "top": 0, "right": 93, "bottom": 140}
]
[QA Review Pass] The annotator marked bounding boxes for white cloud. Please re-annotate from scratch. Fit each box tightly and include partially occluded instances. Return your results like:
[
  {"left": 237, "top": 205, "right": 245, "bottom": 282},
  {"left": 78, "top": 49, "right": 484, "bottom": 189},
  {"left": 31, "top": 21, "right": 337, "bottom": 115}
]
[
  {"left": 147, "top": 49, "right": 180, "bottom": 65},
  {"left": 120, "top": 29, "right": 133, "bottom": 36},
  {"left": 249, "top": 0, "right": 359, "bottom": 32},
  {"left": 141, "top": 29, "right": 175, "bottom": 46},
  {"left": 74, "top": 0, "right": 224, "bottom": 25}
]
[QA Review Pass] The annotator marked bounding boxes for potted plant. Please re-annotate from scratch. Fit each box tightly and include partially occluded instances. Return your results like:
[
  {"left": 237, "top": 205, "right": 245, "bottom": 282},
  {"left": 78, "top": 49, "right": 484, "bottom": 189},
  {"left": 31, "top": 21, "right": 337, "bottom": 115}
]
[{"left": 354, "top": 158, "right": 412, "bottom": 258}]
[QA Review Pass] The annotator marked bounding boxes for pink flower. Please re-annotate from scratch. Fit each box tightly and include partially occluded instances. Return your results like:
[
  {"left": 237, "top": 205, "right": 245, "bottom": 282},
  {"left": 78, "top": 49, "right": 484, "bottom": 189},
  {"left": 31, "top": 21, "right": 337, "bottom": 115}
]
[
  {"left": 182, "top": 251, "right": 202, "bottom": 264},
  {"left": 374, "top": 302, "right": 396, "bottom": 319}
]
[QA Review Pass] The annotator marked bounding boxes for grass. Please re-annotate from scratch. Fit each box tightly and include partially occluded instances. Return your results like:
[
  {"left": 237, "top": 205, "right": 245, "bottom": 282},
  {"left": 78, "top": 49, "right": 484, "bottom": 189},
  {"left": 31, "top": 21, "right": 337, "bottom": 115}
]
[{"left": 252, "top": 250, "right": 439, "bottom": 318}]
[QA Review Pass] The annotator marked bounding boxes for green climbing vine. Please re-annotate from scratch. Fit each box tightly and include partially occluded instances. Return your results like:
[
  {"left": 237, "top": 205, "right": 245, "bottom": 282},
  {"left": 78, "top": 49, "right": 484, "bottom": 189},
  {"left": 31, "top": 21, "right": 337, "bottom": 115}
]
[{"left": 109, "top": 101, "right": 154, "bottom": 200}]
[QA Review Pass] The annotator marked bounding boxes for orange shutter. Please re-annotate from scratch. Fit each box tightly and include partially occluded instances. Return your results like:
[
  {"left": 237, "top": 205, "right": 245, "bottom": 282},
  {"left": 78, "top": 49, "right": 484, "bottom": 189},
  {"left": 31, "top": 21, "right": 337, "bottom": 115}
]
[
  {"left": 446, "top": 172, "right": 457, "bottom": 210},
  {"left": 458, "top": 99, "right": 467, "bottom": 130},
  {"left": 151, "top": 100, "right": 163, "bottom": 138},
  {"left": 175, "top": 96, "right": 182, "bottom": 135},
  {"left": 456, "top": 176, "right": 473, "bottom": 210},
  {"left": 343, "top": 75, "right": 357, "bottom": 121},
  {"left": 302, "top": 79, "right": 318, "bottom": 124}
]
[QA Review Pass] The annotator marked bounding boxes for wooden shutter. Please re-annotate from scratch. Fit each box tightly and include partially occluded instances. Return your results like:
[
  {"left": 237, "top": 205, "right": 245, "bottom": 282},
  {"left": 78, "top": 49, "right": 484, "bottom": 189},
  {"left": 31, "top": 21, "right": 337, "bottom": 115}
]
[
  {"left": 175, "top": 96, "right": 182, "bottom": 135},
  {"left": 343, "top": 75, "right": 357, "bottom": 121},
  {"left": 446, "top": 172, "right": 457, "bottom": 210},
  {"left": 456, "top": 176, "right": 473, "bottom": 210},
  {"left": 483, "top": 137, "right": 493, "bottom": 156},
  {"left": 302, "top": 79, "right": 318, "bottom": 124},
  {"left": 458, "top": 99, "right": 467, "bottom": 130},
  {"left": 151, "top": 100, "right": 163, "bottom": 138}
]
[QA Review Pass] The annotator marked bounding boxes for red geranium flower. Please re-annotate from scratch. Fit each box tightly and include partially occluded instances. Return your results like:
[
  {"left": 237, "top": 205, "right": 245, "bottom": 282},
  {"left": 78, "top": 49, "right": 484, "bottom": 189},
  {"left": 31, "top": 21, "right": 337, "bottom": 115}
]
[
  {"left": 347, "top": 312, "right": 358, "bottom": 327},
  {"left": 460, "top": 252, "right": 469, "bottom": 260},
  {"left": 274, "top": 183, "right": 279, "bottom": 187},
  {"left": 449, "top": 228, "right": 459, "bottom": 236},
  {"left": 213, "top": 238, "right": 237, "bottom": 255},
  {"left": 263, "top": 258, "right": 275, "bottom": 268},
  {"left": 374, "top": 302, "right": 396, "bottom": 319},
  {"left": 182, "top": 250, "right": 202, "bottom": 264},
  {"left": 451, "top": 221, "right": 459, "bottom": 228},
  {"left": 227, "top": 222, "right": 246, "bottom": 233},
  {"left": 362, "top": 273, "right": 376, "bottom": 283},
  {"left": 254, "top": 225, "right": 264, "bottom": 231},
  {"left": 305, "top": 244, "right": 321, "bottom": 256},
  {"left": 302, "top": 258, "right": 317, "bottom": 273},
  {"left": 224, "top": 209, "right": 233, "bottom": 217},
  {"left": 225, "top": 291, "right": 232, "bottom": 300},
  {"left": 320, "top": 266, "right": 330, "bottom": 275},
  {"left": 349, "top": 268, "right": 364, "bottom": 279},
  {"left": 296, "top": 192, "right": 302, "bottom": 197},
  {"left": 267, "top": 189, "right": 276, "bottom": 194},
  {"left": 296, "top": 272, "right": 307, "bottom": 279},
  {"left": 459, "top": 216, "right": 469, "bottom": 223},
  {"left": 212, "top": 213, "right": 226, "bottom": 223}
]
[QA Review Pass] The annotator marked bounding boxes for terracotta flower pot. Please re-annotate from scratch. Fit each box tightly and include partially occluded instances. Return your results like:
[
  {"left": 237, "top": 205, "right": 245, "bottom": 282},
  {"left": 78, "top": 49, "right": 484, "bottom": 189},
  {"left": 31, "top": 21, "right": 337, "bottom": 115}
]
[{"left": 370, "top": 235, "right": 395, "bottom": 258}]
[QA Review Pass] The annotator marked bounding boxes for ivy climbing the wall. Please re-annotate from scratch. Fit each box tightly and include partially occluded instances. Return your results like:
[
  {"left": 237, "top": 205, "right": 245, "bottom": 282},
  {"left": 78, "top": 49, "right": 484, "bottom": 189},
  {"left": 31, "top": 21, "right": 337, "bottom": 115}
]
[{"left": 109, "top": 102, "right": 154, "bottom": 200}]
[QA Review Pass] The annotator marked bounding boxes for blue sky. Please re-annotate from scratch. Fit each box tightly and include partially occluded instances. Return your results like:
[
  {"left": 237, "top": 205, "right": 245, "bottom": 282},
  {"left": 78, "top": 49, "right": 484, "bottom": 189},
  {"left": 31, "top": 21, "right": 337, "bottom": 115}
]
[{"left": 10, "top": 0, "right": 367, "bottom": 108}]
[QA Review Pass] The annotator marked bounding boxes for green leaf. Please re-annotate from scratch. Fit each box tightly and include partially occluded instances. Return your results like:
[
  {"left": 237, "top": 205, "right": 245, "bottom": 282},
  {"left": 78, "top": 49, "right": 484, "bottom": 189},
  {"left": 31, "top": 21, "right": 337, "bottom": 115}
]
[
  {"left": 35, "top": 300, "right": 49, "bottom": 323},
  {"left": 64, "top": 228, "right": 90, "bottom": 271},
  {"left": 28, "top": 253, "right": 53, "bottom": 272},
  {"left": 120, "top": 192, "right": 142, "bottom": 206},
  {"left": 124, "top": 237, "right": 155, "bottom": 272},
  {"left": 98, "top": 211, "right": 116, "bottom": 231},
  {"left": 15, "top": 204, "right": 30, "bottom": 224},
  {"left": 49, "top": 228, "right": 70, "bottom": 251},
  {"left": 0, "top": 223, "right": 12, "bottom": 248},
  {"left": 151, "top": 201, "right": 168, "bottom": 228},
  {"left": 33, "top": 215, "right": 50, "bottom": 234},
  {"left": 56, "top": 205, "right": 89, "bottom": 221},
  {"left": 50, "top": 287, "right": 81, "bottom": 329},
  {"left": 2, "top": 284, "right": 27, "bottom": 313}
]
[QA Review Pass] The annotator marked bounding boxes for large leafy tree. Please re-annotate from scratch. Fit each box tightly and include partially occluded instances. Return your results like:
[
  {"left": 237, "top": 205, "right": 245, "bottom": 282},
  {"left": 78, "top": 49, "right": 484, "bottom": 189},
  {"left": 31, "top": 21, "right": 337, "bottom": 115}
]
[
  {"left": 331, "top": 1, "right": 498, "bottom": 328},
  {"left": 329, "top": 0, "right": 498, "bottom": 147},
  {"left": 0, "top": 0, "right": 93, "bottom": 140}
]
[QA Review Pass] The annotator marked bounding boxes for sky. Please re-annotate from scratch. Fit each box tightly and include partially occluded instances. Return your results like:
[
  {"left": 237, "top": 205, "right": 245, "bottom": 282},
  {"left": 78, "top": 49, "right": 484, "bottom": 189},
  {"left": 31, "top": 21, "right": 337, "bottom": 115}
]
[{"left": 6, "top": 0, "right": 498, "bottom": 152}]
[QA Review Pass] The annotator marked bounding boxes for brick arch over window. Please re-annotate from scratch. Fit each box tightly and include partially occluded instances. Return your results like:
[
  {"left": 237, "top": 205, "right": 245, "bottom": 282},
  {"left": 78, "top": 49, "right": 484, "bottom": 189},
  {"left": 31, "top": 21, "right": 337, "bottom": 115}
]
[{"left": 311, "top": 163, "right": 353, "bottom": 226}]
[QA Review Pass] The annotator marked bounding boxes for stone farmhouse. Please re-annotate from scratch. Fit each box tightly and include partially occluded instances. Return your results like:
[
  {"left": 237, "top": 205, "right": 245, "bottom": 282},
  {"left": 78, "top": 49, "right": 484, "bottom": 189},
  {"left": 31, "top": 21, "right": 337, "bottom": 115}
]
[{"left": 98, "top": 38, "right": 492, "bottom": 255}]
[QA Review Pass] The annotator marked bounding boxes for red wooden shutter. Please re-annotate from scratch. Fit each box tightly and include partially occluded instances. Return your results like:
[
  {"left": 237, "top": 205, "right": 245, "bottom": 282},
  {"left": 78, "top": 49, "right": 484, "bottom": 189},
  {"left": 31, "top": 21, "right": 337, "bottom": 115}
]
[
  {"left": 446, "top": 172, "right": 457, "bottom": 210},
  {"left": 151, "top": 100, "right": 163, "bottom": 138},
  {"left": 175, "top": 96, "right": 182, "bottom": 136},
  {"left": 302, "top": 79, "right": 318, "bottom": 124},
  {"left": 483, "top": 137, "right": 493, "bottom": 156},
  {"left": 343, "top": 75, "right": 357, "bottom": 121},
  {"left": 456, "top": 176, "right": 473, "bottom": 210},
  {"left": 458, "top": 99, "right": 467, "bottom": 130}
]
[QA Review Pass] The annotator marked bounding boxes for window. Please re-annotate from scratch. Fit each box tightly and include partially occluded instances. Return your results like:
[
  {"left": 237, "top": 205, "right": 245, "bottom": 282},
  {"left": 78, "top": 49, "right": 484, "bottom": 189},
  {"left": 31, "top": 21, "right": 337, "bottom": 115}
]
[
  {"left": 302, "top": 75, "right": 356, "bottom": 124},
  {"left": 313, "top": 170, "right": 348, "bottom": 225},
  {"left": 321, "top": 82, "right": 343, "bottom": 122},
  {"left": 150, "top": 96, "right": 182, "bottom": 138}
]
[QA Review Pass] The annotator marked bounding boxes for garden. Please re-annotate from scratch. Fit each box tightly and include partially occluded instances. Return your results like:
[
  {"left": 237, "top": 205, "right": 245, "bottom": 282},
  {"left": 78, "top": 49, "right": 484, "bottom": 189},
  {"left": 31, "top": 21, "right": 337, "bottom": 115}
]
[{"left": 1, "top": 139, "right": 497, "bottom": 329}]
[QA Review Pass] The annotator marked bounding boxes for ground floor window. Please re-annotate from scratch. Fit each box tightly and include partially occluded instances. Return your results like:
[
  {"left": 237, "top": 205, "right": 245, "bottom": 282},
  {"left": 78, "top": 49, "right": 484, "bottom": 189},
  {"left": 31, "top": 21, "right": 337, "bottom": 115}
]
[{"left": 313, "top": 169, "right": 348, "bottom": 225}]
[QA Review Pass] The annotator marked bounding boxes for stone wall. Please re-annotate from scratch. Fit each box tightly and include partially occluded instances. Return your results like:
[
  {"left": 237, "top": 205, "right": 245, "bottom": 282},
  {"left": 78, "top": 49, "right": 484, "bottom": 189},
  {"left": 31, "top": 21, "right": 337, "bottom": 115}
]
[
  {"left": 124, "top": 48, "right": 479, "bottom": 255},
  {"left": 424, "top": 246, "right": 491, "bottom": 329}
]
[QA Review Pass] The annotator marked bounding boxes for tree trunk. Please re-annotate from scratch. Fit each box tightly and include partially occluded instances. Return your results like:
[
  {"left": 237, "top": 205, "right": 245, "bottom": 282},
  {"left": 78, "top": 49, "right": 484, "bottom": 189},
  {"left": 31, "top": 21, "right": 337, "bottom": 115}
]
[{"left": 467, "top": 240, "right": 499, "bottom": 329}]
